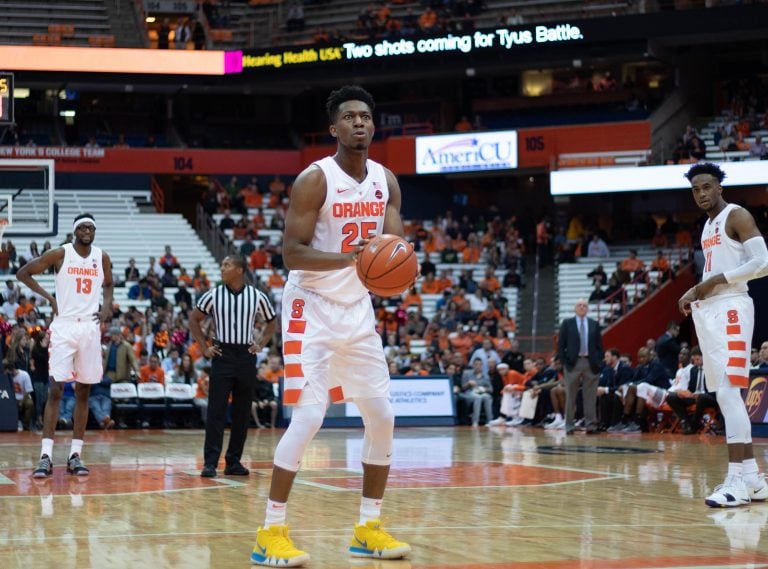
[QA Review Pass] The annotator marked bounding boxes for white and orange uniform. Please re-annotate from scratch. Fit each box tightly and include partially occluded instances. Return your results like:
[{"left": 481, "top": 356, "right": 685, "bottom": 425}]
[
  {"left": 282, "top": 156, "right": 390, "bottom": 406},
  {"left": 49, "top": 243, "right": 104, "bottom": 384},
  {"left": 691, "top": 204, "right": 752, "bottom": 391}
]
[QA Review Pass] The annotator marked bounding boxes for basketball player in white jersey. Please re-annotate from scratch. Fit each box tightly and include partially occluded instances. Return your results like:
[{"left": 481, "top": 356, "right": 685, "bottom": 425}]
[
  {"left": 251, "top": 86, "right": 411, "bottom": 567},
  {"left": 17, "top": 213, "right": 113, "bottom": 478},
  {"left": 678, "top": 163, "right": 768, "bottom": 507}
]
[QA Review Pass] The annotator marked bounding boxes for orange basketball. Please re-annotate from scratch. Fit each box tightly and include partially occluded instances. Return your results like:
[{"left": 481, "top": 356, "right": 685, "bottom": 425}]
[{"left": 356, "top": 234, "right": 418, "bottom": 297}]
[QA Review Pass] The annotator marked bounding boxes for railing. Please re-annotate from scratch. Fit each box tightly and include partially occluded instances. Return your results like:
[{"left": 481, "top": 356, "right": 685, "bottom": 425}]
[{"left": 150, "top": 176, "right": 164, "bottom": 213}]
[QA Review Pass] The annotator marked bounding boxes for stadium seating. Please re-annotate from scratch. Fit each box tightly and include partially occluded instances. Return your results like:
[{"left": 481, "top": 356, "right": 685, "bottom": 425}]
[
  {"left": 698, "top": 111, "right": 767, "bottom": 162},
  {"left": 556, "top": 245, "right": 687, "bottom": 326},
  {"left": 0, "top": 0, "right": 112, "bottom": 47}
]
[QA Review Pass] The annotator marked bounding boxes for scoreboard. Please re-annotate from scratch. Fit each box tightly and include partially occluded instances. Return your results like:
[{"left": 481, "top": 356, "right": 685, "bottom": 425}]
[{"left": 0, "top": 72, "right": 13, "bottom": 125}]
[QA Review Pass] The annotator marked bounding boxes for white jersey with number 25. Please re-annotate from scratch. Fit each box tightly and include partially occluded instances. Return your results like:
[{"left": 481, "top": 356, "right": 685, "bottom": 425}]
[
  {"left": 287, "top": 156, "right": 389, "bottom": 304},
  {"left": 54, "top": 243, "right": 104, "bottom": 319}
]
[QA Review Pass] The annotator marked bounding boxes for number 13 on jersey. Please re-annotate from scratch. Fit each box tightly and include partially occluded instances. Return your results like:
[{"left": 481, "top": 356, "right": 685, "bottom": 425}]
[{"left": 76, "top": 277, "right": 93, "bottom": 294}]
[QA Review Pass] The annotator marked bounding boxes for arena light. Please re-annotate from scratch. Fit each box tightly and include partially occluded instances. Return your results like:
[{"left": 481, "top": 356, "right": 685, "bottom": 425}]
[
  {"left": 550, "top": 161, "right": 768, "bottom": 195},
  {"left": 0, "top": 46, "right": 243, "bottom": 76}
]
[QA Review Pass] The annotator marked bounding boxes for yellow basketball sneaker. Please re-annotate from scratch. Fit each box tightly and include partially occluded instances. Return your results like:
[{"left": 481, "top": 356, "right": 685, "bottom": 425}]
[
  {"left": 251, "top": 525, "right": 310, "bottom": 567},
  {"left": 349, "top": 520, "right": 411, "bottom": 559}
]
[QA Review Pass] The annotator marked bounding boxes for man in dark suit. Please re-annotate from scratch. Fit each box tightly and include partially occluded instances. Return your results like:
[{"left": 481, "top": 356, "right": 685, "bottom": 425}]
[
  {"left": 665, "top": 346, "right": 719, "bottom": 434},
  {"left": 557, "top": 299, "right": 603, "bottom": 434},
  {"left": 655, "top": 321, "right": 681, "bottom": 377},
  {"left": 597, "top": 348, "right": 633, "bottom": 430}
]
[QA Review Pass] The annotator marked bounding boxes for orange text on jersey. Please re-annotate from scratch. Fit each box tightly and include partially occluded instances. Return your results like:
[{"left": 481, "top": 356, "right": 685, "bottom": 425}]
[
  {"left": 702, "top": 233, "right": 722, "bottom": 250},
  {"left": 332, "top": 201, "right": 386, "bottom": 218},
  {"left": 67, "top": 266, "right": 99, "bottom": 276}
]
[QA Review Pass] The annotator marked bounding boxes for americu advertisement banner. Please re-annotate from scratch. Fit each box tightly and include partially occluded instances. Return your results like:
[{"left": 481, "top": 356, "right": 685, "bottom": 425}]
[{"left": 415, "top": 131, "right": 518, "bottom": 174}]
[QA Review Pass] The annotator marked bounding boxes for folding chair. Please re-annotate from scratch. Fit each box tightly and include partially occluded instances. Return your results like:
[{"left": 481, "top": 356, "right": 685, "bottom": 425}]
[
  {"left": 165, "top": 383, "right": 196, "bottom": 427},
  {"left": 110, "top": 382, "right": 139, "bottom": 427},
  {"left": 137, "top": 383, "right": 166, "bottom": 427}
]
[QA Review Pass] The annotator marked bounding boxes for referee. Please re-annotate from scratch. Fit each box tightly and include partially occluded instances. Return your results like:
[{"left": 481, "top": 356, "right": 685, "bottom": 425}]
[{"left": 189, "top": 255, "right": 277, "bottom": 478}]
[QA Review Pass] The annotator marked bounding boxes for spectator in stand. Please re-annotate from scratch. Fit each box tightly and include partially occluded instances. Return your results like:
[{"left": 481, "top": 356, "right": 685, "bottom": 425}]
[
  {"left": 620, "top": 249, "right": 646, "bottom": 282},
  {"left": 125, "top": 258, "right": 140, "bottom": 282},
  {"left": 286, "top": 2, "right": 305, "bottom": 32},
  {"left": 749, "top": 135, "right": 767, "bottom": 159},
  {"left": 418, "top": 6, "right": 438, "bottom": 33},
  {"left": 266, "top": 267, "right": 285, "bottom": 289},
  {"left": 103, "top": 327, "right": 140, "bottom": 383},
  {"left": 460, "top": 358, "right": 493, "bottom": 427},
  {"left": 147, "top": 256, "right": 164, "bottom": 277},
  {"left": 401, "top": 7, "right": 417, "bottom": 35},
  {"left": 219, "top": 209, "right": 236, "bottom": 230},
  {"left": 469, "top": 338, "right": 501, "bottom": 375},
  {"left": 202, "top": 182, "right": 219, "bottom": 216},
  {"left": 84, "top": 136, "right": 100, "bottom": 149},
  {"left": 128, "top": 278, "right": 152, "bottom": 300},
  {"left": 501, "top": 339, "right": 525, "bottom": 373},
  {"left": 478, "top": 268, "right": 500, "bottom": 294},
  {"left": 753, "top": 341, "right": 768, "bottom": 370},
  {"left": 157, "top": 18, "right": 170, "bottom": 49},
  {"left": 467, "top": 288, "right": 488, "bottom": 314},
  {"left": 239, "top": 234, "right": 256, "bottom": 258},
  {"left": 250, "top": 244, "right": 269, "bottom": 271},
  {"left": 650, "top": 250, "right": 672, "bottom": 282},
  {"left": 440, "top": 239, "right": 458, "bottom": 263},
  {"left": 139, "top": 354, "right": 165, "bottom": 385},
  {"left": 402, "top": 286, "right": 422, "bottom": 309},
  {"left": 252, "top": 364, "right": 278, "bottom": 428},
  {"left": 587, "top": 233, "right": 610, "bottom": 258},
  {"left": 587, "top": 264, "right": 607, "bottom": 285},
  {"left": 175, "top": 17, "right": 190, "bottom": 49},
  {"left": 420, "top": 252, "right": 436, "bottom": 279},
  {"left": 454, "top": 115, "right": 472, "bottom": 132},
  {"left": 8, "top": 361, "right": 34, "bottom": 431},
  {"left": 89, "top": 376, "right": 115, "bottom": 430},
  {"left": 174, "top": 281, "right": 193, "bottom": 309},
  {"left": 195, "top": 367, "right": 210, "bottom": 425},
  {"left": 192, "top": 18, "right": 206, "bottom": 50},
  {"left": 160, "top": 246, "right": 179, "bottom": 271}
]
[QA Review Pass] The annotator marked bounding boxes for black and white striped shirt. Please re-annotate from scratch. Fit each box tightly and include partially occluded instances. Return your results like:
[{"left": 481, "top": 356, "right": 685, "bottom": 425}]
[{"left": 196, "top": 285, "right": 276, "bottom": 345}]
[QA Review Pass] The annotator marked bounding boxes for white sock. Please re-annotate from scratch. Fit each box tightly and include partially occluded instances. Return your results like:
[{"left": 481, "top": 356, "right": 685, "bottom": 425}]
[
  {"left": 727, "top": 462, "right": 743, "bottom": 479},
  {"left": 41, "top": 438, "right": 53, "bottom": 459},
  {"left": 265, "top": 499, "right": 287, "bottom": 528},
  {"left": 555, "top": 413, "right": 563, "bottom": 421},
  {"left": 359, "top": 496, "right": 382, "bottom": 525},
  {"left": 743, "top": 458, "right": 760, "bottom": 485},
  {"left": 70, "top": 439, "right": 83, "bottom": 458}
]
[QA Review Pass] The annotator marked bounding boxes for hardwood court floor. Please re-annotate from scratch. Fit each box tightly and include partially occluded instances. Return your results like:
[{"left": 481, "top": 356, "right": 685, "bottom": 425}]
[{"left": 1, "top": 426, "right": 767, "bottom": 569}]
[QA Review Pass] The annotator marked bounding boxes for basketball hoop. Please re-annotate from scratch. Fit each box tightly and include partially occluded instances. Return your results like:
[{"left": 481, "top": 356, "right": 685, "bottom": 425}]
[{"left": 0, "top": 219, "right": 10, "bottom": 242}]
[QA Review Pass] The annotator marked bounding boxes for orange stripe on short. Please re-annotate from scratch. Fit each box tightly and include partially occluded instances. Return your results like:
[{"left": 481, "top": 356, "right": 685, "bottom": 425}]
[
  {"left": 287, "top": 320, "right": 306, "bottom": 334},
  {"left": 283, "top": 389, "right": 302, "bottom": 405},
  {"left": 727, "top": 374, "right": 749, "bottom": 388},
  {"left": 283, "top": 340, "right": 302, "bottom": 355},
  {"left": 727, "top": 357, "right": 747, "bottom": 368},
  {"left": 726, "top": 325, "right": 741, "bottom": 335},
  {"left": 284, "top": 363, "right": 304, "bottom": 378},
  {"left": 728, "top": 340, "right": 747, "bottom": 351},
  {"left": 329, "top": 385, "right": 345, "bottom": 403}
]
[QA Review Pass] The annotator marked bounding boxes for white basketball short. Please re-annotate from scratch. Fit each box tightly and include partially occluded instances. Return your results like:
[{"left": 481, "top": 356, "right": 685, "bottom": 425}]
[
  {"left": 691, "top": 293, "right": 753, "bottom": 391},
  {"left": 49, "top": 317, "right": 103, "bottom": 384},
  {"left": 281, "top": 283, "right": 390, "bottom": 407}
]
